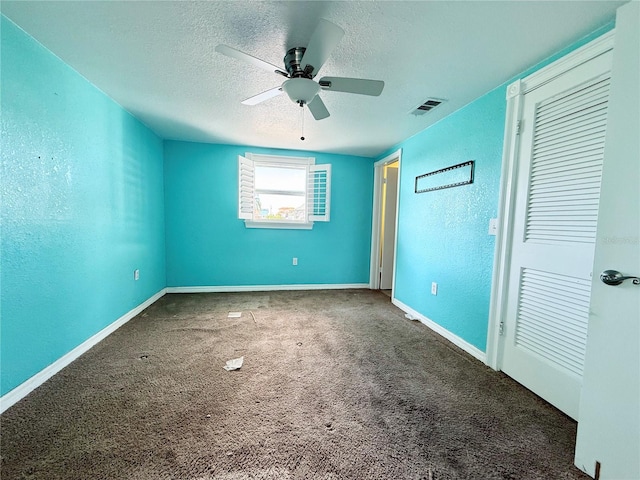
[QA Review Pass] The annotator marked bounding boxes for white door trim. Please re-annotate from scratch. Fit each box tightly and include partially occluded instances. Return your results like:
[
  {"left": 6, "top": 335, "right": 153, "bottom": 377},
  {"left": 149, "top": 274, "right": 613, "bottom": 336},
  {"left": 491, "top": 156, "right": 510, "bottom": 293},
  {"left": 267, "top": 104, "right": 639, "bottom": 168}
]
[
  {"left": 486, "top": 30, "right": 615, "bottom": 370},
  {"left": 369, "top": 149, "right": 402, "bottom": 291}
]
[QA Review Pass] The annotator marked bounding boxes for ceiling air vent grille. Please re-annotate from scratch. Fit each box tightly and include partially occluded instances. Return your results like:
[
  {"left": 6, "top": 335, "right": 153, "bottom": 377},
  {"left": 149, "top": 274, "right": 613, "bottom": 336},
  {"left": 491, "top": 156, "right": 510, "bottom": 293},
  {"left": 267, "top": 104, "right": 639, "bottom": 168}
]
[{"left": 411, "top": 98, "right": 445, "bottom": 116}]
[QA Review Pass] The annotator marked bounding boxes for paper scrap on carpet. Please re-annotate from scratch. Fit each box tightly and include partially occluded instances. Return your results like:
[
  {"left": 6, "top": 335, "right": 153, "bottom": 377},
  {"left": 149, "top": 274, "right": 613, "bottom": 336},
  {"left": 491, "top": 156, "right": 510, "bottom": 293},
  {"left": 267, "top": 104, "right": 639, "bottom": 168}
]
[{"left": 223, "top": 356, "right": 244, "bottom": 371}]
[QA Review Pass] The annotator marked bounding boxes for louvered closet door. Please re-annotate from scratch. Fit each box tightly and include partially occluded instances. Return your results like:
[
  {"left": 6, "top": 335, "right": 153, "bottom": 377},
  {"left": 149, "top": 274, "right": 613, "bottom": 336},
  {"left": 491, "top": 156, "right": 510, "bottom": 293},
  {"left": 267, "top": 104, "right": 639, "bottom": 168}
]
[{"left": 501, "top": 50, "right": 612, "bottom": 420}]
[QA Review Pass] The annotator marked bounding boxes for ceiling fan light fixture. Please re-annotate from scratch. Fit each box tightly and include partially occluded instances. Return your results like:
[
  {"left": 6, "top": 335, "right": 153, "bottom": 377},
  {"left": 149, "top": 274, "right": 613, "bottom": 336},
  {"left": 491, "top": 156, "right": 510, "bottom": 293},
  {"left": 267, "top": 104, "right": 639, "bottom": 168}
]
[{"left": 282, "top": 78, "right": 320, "bottom": 105}]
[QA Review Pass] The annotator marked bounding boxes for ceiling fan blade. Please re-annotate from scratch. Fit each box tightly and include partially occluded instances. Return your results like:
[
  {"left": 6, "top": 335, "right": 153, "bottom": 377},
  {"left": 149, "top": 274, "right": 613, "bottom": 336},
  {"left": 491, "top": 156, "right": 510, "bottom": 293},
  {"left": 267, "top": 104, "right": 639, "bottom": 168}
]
[
  {"left": 215, "top": 44, "right": 288, "bottom": 76},
  {"left": 307, "top": 96, "right": 330, "bottom": 120},
  {"left": 242, "top": 86, "right": 283, "bottom": 106},
  {"left": 319, "top": 77, "right": 384, "bottom": 96},
  {"left": 300, "top": 19, "right": 345, "bottom": 78}
]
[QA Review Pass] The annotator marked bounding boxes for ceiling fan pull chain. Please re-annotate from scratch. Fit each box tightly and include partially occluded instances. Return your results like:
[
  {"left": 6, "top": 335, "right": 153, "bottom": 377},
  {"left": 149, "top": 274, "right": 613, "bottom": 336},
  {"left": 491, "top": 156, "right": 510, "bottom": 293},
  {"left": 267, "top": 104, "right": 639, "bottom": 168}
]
[{"left": 300, "top": 104, "right": 305, "bottom": 141}]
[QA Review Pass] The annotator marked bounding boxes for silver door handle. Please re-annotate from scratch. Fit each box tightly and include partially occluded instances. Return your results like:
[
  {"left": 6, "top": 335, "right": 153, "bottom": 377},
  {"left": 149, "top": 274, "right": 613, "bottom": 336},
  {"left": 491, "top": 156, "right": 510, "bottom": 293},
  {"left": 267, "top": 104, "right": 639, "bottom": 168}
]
[{"left": 600, "top": 270, "right": 640, "bottom": 286}]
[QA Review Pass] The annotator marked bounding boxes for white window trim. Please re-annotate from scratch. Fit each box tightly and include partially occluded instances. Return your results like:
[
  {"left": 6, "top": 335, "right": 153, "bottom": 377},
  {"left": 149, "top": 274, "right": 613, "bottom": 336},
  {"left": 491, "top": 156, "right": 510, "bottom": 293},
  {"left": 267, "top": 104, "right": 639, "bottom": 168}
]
[
  {"left": 244, "top": 220, "right": 314, "bottom": 230},
  {"left": 238, "top": 153, "right": 331, "bottom": 230},
  {"left": 247, "top": 153, "right": 313, "bottom": 166}
]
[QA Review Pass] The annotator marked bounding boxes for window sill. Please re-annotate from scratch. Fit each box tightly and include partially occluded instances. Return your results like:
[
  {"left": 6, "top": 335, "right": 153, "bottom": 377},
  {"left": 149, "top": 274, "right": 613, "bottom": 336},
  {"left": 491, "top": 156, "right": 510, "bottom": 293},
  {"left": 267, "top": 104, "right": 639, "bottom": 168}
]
[{"left": 244, "top": 220, "right": 314, "bottom": 230}]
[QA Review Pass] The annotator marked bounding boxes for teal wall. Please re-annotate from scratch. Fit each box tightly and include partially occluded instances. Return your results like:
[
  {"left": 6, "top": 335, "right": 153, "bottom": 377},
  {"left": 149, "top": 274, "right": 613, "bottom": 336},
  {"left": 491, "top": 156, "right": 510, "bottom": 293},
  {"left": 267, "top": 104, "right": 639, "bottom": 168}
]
[
  {"left": 386, "top": 23, "right": 615, "bottom": 352},
  {"left": 164, "top": 141, "right": 373, "bottom": 287},
  {"left": 0, "top": 17, "right": 166, "bottom": 396},
  {"left": 392, "top": 92, "right": 504, "bottom": 351}
]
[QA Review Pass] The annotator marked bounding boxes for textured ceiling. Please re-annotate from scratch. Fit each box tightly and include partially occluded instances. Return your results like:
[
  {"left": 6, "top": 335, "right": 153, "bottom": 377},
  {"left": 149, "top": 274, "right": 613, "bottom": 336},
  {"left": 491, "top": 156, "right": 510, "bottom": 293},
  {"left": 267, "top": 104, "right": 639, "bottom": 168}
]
[{"left": 1, "top": 1, "right": 625, "bottom": 157}]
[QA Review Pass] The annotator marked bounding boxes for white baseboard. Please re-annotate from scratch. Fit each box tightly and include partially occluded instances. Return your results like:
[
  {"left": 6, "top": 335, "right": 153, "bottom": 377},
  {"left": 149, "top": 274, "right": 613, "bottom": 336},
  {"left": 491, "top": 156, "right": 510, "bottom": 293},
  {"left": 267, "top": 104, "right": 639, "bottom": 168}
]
[
  {"left": 0, "top": 288, "right": 167, "bottom": 415},
  {"left": 392, "top": 298, "right": 487, "bottom": 364},
  {"left": 166, "top": 283, "right": 369, "bottom": 293}
]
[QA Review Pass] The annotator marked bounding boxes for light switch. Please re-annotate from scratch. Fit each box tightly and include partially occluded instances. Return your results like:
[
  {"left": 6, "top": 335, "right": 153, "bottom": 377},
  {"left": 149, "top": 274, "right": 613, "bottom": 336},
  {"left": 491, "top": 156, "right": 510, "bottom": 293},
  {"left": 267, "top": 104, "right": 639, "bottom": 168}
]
[{"left": 488, "top": 218, "right": 498, "bottom": 236}]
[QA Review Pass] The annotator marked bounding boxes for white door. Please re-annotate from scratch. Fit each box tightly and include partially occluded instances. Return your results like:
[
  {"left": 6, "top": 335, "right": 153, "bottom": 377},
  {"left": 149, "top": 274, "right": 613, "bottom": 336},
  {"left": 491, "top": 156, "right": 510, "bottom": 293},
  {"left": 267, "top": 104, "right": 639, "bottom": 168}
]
[
  {"left": 500, "top": 46, "right": 613, "bottom": 420},
  {"left": 380, "top": 164, "right": 398, "bottom": 290},
  {"left": 574, "top": 2, "right": 639, "bottom": 478}
]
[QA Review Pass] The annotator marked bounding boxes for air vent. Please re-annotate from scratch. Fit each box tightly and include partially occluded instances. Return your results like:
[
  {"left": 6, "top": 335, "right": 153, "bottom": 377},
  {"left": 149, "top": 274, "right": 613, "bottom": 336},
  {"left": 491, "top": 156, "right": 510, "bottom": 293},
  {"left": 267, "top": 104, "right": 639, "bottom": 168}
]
[{"left": 411, "top": 98, "right": 445, "bottom": 116}]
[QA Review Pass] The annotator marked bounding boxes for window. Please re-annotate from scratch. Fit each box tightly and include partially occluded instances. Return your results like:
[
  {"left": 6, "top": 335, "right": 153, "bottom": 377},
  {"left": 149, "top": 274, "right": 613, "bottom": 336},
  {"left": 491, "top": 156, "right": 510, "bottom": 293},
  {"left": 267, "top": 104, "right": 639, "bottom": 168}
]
[{"left": 238, "top": 153, "right": 331, "bottom": 229}]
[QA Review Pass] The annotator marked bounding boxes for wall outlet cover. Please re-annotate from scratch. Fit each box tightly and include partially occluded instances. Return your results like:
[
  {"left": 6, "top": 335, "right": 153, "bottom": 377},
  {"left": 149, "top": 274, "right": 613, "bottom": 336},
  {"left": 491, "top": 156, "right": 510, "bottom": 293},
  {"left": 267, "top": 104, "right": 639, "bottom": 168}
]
[{"left": 431, "top": 282, "right": 438, "bottom": 295}]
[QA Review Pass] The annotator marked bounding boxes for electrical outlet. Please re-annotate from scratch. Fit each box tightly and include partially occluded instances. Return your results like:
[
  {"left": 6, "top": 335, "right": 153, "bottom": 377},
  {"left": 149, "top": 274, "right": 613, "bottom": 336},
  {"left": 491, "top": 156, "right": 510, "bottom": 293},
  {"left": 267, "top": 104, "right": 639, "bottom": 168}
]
[
  {"left": 431, "top": 282, "right": 438, "bottom": 295},
  {"left": 134, "top": 269, "right": 140, "bottom": 281},
  {"left": 292, "top": 257, "right": 298, "bottom": 266}
]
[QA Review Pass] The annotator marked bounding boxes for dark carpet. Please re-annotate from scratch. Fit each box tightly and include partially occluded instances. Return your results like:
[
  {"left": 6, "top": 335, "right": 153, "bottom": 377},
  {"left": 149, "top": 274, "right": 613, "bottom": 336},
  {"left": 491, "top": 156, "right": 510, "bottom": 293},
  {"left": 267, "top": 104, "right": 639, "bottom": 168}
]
[{"left": 0, "top": 290, "right": 589, "bottom": 479}]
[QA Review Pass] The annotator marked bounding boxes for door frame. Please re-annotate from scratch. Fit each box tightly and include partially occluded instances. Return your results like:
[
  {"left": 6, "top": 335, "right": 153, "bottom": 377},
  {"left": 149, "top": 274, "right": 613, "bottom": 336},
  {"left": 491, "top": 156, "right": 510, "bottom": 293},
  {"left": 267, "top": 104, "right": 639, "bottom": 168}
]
[
  {"left": 369, "top": 149, "right": 402, "bottom": 292},
  {"left": 486, "top": 31, "right": 615, "bottom": 370}
]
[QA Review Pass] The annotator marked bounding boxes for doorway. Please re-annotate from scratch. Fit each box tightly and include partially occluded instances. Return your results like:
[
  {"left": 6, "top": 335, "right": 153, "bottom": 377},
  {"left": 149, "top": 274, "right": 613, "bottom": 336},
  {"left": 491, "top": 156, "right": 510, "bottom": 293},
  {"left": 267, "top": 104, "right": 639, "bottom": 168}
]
[{"left": 370, "top": 150, "right": 401, "bottom": 294}]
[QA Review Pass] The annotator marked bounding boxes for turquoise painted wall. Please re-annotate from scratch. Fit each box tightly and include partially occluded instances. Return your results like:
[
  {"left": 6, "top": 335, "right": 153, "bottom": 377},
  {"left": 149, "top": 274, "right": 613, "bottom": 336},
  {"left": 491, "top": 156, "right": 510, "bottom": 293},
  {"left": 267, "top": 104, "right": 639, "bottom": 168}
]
[
  {"left": 387, "top": 24, "right": 615, "bottom": 352},
  {"left": 393, "top": 93, "right": 504, "bottom": 351},
  {"left": 164, "top": 141, "right": 373, "bottom": 287},
  {"left": 0, "top": 17, "right": 166, "bottom": 396}
]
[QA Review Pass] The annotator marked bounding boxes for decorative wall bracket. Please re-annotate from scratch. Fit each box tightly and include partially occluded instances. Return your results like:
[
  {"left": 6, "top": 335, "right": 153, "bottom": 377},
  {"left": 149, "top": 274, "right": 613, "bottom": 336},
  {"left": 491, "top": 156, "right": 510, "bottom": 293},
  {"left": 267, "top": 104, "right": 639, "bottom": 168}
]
[{"left": 415, "top": 160, "right": 475, "bottom": 193}]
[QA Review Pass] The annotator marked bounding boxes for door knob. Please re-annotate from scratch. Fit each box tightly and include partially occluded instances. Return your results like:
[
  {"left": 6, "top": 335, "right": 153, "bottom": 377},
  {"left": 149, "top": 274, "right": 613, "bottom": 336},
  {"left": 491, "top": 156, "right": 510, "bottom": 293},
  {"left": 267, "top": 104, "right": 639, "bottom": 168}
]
[{"left": 600, "top": 270, "right": 640, "bottom": 286}]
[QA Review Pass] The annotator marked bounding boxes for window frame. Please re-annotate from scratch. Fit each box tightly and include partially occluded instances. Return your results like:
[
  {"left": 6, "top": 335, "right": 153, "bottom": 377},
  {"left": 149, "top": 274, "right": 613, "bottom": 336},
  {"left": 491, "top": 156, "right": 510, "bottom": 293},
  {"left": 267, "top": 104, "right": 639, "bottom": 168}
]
[{"left": 238, "top": 153, "right": 331, "bottom": 230}]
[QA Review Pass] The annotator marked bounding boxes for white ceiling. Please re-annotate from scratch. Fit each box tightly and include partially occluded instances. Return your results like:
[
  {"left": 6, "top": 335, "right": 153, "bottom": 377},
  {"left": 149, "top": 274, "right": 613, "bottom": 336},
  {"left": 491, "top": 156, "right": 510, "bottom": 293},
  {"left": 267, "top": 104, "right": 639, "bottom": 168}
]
[{"left": 1, "top": 1, "right": 625, "bottom": 157}]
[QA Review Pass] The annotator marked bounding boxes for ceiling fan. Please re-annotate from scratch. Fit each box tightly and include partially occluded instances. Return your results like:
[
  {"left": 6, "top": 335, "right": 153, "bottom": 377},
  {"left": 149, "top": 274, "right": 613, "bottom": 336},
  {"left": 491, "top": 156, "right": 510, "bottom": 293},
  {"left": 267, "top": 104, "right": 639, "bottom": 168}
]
[{"left": 215, "top": 19, "right": 384, "bottom": 121}]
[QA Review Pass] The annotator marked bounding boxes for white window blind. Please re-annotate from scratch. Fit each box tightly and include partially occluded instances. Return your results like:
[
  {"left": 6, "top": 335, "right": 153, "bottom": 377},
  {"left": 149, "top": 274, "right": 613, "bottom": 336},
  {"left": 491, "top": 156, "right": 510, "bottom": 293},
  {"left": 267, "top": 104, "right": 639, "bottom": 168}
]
[
  {"left": 238, "top": 155, "right": 255, "bottom": 220},
  {"left": 308, "top": 164, "right": 331, "bottom": 222}
]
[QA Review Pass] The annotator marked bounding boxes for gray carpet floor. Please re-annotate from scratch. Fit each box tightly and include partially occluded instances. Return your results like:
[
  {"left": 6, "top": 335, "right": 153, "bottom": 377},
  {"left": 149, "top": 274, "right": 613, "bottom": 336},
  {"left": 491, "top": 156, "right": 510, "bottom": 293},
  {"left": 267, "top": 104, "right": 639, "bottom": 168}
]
[{"left": 0, "top": 290, "right": 589, "bottom": 479}]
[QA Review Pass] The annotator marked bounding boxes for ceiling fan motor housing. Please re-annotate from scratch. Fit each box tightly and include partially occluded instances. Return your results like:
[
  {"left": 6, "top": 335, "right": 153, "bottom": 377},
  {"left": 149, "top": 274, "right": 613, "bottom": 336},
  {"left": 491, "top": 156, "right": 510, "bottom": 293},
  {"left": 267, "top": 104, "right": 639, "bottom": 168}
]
[{"left": 284, "top": 47, "right": 313, "bottom": 78}]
